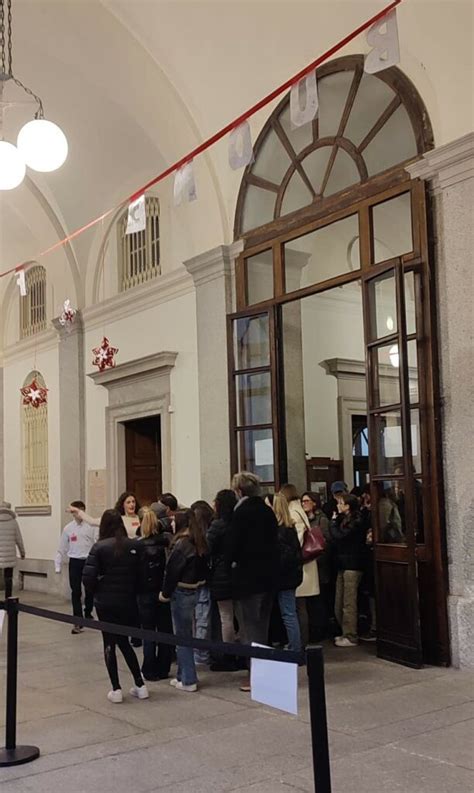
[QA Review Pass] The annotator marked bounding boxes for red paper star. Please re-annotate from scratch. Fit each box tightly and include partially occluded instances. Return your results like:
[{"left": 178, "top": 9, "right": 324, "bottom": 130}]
[
  {"left": 92, "top": 337, "right": 119, "bottom": 372},
  {"left": 20, "top": 378, "right": 48, "bottom": 408},
  {"left": 59, "top": 299, "right": 76, "bottom": 331}
]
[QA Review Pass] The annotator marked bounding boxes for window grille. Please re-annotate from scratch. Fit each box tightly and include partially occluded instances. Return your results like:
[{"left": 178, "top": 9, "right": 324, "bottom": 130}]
[
  {"left": 119, "top": 197, "right": 161, "bottom": 291},
  {"left": 20, "top": 265, "right": 47, "bottom": 338},
  {"left": 22, "top": 371, "right": 49, "bottom": 506}
]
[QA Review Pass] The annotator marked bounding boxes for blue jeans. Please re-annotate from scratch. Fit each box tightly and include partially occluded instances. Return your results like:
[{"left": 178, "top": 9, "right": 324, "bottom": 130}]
[
  {"left": 171, "top": 588, "right": 198, "bottom": 685},
  {"left": 194, "top": 586, "right": 211, "bottom": 665},
  {"left": 278, "top": 589, "right": 301, "bottom": 652}
]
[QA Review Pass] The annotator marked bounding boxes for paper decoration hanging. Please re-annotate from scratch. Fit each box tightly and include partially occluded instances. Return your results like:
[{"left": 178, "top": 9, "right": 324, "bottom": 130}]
[
  {"left": 290, "top": 70, "right": 319, "bottom": 128},
  {"left": 228, "top": 121, "right": 254, "bottom": 170},
  {"left": 173, "top": 161, "right": 197, "bottom": 206},
  {"left": 365, "top": 10, "right": 400, "bottom": 74},
  {"left": 58, "top": 299, "right": 77, "bottom": 332},
  {"left": 126, "top": 195, "right": 146, "bottom": 235},
  {"left": 20, "top": 378, "right": 48, "bottom": 408},
  {"left": 15, "top": 269, "right": 27, "bottom": 297},
  {"left": 92, "top": 336, "right": 119, "bottom": 372}
]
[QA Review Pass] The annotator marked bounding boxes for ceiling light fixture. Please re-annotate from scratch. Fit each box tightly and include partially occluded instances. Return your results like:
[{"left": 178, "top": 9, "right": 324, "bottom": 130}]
[{"left": 0, "top": 0, "right": 68, "bottom": 190}]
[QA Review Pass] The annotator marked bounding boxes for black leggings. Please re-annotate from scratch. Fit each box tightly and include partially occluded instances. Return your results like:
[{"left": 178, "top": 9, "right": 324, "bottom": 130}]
[{"left": 96, "top": 604, "right": 144, "bottom": 691}]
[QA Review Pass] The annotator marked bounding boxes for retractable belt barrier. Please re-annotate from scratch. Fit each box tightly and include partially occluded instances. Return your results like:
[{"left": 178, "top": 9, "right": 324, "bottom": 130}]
[{"left": 0, "top": 597, "right": 332, "bottom": 792}]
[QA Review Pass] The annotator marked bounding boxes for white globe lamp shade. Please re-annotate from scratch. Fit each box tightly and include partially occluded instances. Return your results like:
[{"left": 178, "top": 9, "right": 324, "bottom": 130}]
[
  {"left": 17, "top": 119, "right": 68, "bottom": 173},
  {"left": 389, "top": 344, "right": 400, "bottom": 369},
  {"left": 0, "top": 141, "right": 26, "bottom": 190}
]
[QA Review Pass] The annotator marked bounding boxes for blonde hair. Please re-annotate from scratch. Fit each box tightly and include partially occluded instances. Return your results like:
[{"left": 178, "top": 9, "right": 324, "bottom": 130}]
[
  {"left": 231, "top": 471, "right": 261, "bottom": 497},
  {"left": 273, "top": 492, "right": 294, "bottom": 527},
  {"left": 140, "top": 508, "right": 158, "bottom": 538}
]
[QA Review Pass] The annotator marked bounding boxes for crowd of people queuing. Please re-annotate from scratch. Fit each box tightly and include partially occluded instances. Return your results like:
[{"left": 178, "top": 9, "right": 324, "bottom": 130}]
[{"left": 49, "top": 472, "right": 383, "bottom": 703}]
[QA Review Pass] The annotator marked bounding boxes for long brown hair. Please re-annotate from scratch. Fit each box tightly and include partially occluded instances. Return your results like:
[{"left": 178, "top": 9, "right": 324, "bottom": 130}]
[
  {"left": 280, "top": 483, "right": 299, "bottom": 503},
  {"left": 173, "top": 508, "right": 208, "bottom": 556}
]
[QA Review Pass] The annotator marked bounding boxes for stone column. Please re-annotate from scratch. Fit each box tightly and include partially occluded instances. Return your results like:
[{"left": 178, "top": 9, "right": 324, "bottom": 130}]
[
  {"left": 0, "top": 365, "right": 4, "bottom": 502},
  {"left": 52, "top": 312, "right": 86, "bottom": 514},
  {"left": 407, "top": 132, "right": 474, "bottom": 667},
  {"left": 184, "top": 242, "right": 243, "bottom": 503}
]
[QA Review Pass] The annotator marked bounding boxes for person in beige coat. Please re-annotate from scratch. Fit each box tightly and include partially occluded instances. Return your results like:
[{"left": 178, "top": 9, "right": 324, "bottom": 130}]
[
  {"left": 0, "top": 500, "right": 26, "bottom": 598},
  {"left": 280, "top": 485, "right": 319, "bottom": 648}
]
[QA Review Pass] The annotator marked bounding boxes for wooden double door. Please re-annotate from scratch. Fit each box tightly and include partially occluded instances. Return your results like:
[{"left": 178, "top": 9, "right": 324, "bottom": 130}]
[{"left": 228, "top": 180, "right": 450, "bottom": 667}]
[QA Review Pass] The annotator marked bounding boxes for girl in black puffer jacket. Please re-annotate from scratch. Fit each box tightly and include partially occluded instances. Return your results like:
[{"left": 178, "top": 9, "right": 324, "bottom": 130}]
[
  {"left": 137, "top": 509, "right": 173, "bottom": 681},
  {"left": 269, "top": 493, "right": 303, "bottom": 652},
  {"left": 82, "top": 509, "right": 148, "bottom": 703}
]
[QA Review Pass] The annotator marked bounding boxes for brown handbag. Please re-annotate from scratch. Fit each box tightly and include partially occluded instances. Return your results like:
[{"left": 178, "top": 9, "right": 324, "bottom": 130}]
[{"left": 302, "top": 524, "right": 326, "bottom": 563}]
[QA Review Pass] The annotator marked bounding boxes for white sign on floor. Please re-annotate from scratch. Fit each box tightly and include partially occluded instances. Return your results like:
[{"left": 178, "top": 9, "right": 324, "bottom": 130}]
[{"left": 250, "top": 643, "right": 298, "bottom": 715}]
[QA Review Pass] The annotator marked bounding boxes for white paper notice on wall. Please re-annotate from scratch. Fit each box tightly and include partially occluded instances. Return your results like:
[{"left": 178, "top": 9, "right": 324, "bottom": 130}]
[
  {"left": 364, "top": 10, "right": 400, "bottom": 74},
  {"left": 251, "top": 643, "right": 298, "bottom": 715},
  {"left": 255, "top": 437, "right": 273, "bottom": 467},
  {"left": 228, "top": 121, "right": 254, "bottom": 170},
  {"left": 290, "top": 70, "right": 318, "bottom": 128},
  {"left": 0, "top": 609, "right": 5, "bottom": 637},
  {"left": 126, "top": 195, "right": 146, "bottom": 235},
  {"left": 173, "top": 161, "right": 197, "bottom": 206}
]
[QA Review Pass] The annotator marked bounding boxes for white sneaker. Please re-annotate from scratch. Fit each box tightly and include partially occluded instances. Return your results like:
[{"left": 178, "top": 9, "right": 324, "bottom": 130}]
[
  {"left": 130, "top": 684, "right": 149, "bottom": 700},
  {"left": 334, "top": 636, "right": 358, "bottom": 648},
  {"left": 175, "top": 681, "right": 197, "bottom": 692},
  {"left": 107, "top": 689, "right": 123, "bottom": 703},
  {"left": 169, "top": 678, "right": 179, "bottom": 688}
]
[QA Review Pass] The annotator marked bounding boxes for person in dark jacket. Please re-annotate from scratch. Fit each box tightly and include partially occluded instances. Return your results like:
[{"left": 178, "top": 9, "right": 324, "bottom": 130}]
[
  {"left": 82, "top": 509, "right": 148, "bottom": 703},
  {"left": 329, "top": 494, "right": 366, "bottom": 647},
  {"left": 159, "top": 509, "right": 209, "bottom": 692},
  {"left": 137, "top": 508, "right": 173, "bottom": 681},
  {"left": 270, "top": 493, "right": 303, "bottom": 652},
  {"left": 190, "top": 500, "right": 214, "bottom": 666},
  {"left": 207, "top": 490, "right": 238, "bottom": 643},
  {"left": 226, "top": 472, "right": 279, "bottom": 690}
]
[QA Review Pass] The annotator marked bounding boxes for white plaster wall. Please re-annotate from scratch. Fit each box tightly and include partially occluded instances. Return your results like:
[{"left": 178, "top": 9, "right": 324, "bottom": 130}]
[
  {"left": 83, "top": 288, "right": 201, "bottom": 506},
  {"left": 3, "top": 344, "right": 62, "bottom": 560}
]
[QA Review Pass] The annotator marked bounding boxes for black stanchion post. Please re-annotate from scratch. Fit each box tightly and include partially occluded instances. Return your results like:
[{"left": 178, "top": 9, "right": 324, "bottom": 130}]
[
  {"left": 0, "top": 598, "right": 40, "bottom": 767},
  {"left": 306, "top": 646, "right": 331, "bottom": 793}
]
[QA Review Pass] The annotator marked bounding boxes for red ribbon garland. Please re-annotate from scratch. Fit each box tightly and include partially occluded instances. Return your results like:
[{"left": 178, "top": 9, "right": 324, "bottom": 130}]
[{"left": 1, "top": 0, "right": 402, "bottom": 281}]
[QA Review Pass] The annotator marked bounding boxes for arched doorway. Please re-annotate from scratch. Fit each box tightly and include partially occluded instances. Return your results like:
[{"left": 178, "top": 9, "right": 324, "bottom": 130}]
[{"left": 227, "top": 56, "right": 449, "bottom": 667}]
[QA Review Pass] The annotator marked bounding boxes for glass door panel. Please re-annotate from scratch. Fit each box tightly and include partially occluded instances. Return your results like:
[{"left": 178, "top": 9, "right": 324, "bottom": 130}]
[
  {"left": 233, "top": 314, "right": 270, "bottom": 369},
  {"left": 367, "top": 270, "right": 398, "bottom": 340},
  {"left": 236, "top": 372, "right": 272, "bottom": 426},
  {"left": 371, "top": 344, "right": 401, "bottom": 407},
  {"left": 371, "top": 192, "right": 413, "bottom": 263}
]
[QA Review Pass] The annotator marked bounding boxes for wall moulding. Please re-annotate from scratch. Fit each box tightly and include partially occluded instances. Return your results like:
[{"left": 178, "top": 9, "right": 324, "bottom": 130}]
[
  {"left": 82, "top": 268, "right": 193, "bottom": 331},
  {"left": 406, "top": 132, "right": 474, "bottom": 192}
]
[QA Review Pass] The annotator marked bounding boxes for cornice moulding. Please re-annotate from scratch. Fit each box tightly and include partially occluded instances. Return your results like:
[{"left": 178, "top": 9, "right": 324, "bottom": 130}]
[
  {"left": 87, "top": 351, "right": 178, "bottom": 387},
  {"left": 184, "top": 241, "right": 244, "bottom": 288},
  {"left": 82, "top": 268, "right": 193, "bottom": 331},
  {"left": 3, "top": 328, "right": 57, "bottom": 364},
  {"left": 406, "top": 133, "right": 474, "bottom": 192}
]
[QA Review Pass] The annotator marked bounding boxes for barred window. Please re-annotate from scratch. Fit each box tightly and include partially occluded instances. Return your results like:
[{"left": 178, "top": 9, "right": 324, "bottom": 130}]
[
  {"left": 20, "top": 265, "right": 47, "bottom": 338},
  {"left": 119, "top": 196, "right": 160, "bottom": 291},
  {"left": 22, "top": 371, "right": 49, "bottom": 506}
]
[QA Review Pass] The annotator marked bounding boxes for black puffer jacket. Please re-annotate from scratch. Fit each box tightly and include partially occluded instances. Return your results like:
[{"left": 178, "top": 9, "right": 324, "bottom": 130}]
[
  {"left": 82, "top": 537, "right": 140, "bottom": 606},
  {"left": 329, "top": 512, "right": 367, "bottom": 571},
  {"left": 277, "top": 524, "right": 303, "bottom": 591},
  {"left": 161, "top": 536, "right": 209, "bottom": 600},
  {"left": 226, "top": 497, "right": 279, "bottom": 598},
  {"left": 137, "top": 532, "right": 170, "bottom": 594},
  {"left": 207, "top": 518, "right": 232, "bottom": 601}
]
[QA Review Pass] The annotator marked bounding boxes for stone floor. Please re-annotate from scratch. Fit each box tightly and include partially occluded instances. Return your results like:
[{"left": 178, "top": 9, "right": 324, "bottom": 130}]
[{"left": 0, "top": 592, "right": 473, "bottom": 792}]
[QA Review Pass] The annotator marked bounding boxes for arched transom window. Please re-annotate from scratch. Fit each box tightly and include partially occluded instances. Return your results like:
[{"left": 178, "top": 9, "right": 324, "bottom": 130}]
[{"left": 235, "top": 55, "right": 433, "bottom": 238}]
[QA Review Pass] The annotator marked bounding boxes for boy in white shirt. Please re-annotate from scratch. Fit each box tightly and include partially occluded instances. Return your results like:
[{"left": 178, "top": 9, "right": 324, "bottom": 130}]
[{"left": 55, "top": 500, "right": 98, "bottom": 634}]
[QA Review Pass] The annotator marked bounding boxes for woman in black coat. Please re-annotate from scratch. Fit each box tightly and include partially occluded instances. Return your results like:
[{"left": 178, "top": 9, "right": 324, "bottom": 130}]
[
  {"left": 207, "top": 489, "right": 238, "bottom": 644},
  {"left": 82, "top": 509, "right": 148, "bottom": 703},
  {"left": 137, "top": 508, "right": 173, "bottom": 681},
  {"left": 329, "top": 494, "right": 367, "bottom": 648}
]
